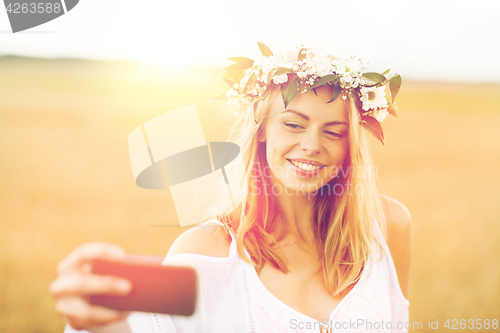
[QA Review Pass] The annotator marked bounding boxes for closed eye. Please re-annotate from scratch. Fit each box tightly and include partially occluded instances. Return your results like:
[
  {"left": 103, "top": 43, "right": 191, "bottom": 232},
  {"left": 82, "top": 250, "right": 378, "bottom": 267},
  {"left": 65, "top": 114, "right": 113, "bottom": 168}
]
[
  {"left": 285, "top": 123, "right": 303, "bottom": 130},
  {"left": 325, "top": 131, "right": 344, "bottom": 138}
]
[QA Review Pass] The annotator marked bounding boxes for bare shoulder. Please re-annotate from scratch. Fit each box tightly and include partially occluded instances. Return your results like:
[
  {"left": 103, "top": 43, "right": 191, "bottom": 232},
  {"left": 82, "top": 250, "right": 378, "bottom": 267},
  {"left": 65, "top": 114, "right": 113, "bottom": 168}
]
[
  {"left": 165, "top": 222, "right": 232, "bottom": 259},
  {"left": 379, "top": 194, "right": 412, "bottom": 299}
]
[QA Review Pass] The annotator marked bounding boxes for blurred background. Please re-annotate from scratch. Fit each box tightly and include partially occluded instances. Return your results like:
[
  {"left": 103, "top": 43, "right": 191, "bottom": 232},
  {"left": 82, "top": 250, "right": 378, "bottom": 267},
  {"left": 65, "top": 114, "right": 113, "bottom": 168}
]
[{"left": 1, "top": 0, "right": 499, "bottom": 332}]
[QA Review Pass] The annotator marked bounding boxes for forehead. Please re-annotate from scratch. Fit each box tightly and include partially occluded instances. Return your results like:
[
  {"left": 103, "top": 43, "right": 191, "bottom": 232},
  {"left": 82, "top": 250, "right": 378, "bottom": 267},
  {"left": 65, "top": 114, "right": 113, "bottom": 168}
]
[{"left": 267, "top": 85, "right": 347, "bottom": 123}]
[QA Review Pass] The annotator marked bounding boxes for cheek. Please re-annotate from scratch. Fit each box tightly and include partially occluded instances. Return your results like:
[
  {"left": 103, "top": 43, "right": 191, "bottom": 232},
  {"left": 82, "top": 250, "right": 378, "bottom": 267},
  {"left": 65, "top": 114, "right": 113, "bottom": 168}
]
[
  {"left": 265, "top": 139, "right": 285, "bottom": 165},
  {"left": 265, "top": 128, "right": 290, "bottom": 154},
  {"left": 329, "top": 140, "right": 347, "bottom": 160},
  {"left": 339, "top": 146, "right": 348, "bottom": 165},
  {"left": 327, "top": 144, "right": 348, "bottom": 176}
]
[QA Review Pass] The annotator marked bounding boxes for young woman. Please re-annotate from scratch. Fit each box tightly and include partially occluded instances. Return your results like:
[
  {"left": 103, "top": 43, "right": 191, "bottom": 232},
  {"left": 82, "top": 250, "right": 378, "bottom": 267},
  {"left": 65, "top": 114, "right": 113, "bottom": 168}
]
[{"left": 50, "top": 44, "right": 411, "bottom": 332}]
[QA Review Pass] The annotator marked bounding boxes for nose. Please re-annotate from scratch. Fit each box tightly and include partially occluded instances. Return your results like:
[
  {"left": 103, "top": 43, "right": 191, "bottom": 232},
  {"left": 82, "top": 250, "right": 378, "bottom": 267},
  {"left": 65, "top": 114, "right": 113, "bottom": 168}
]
[{"left": 300, "top": 131, "right": 321, "bottom": 156}]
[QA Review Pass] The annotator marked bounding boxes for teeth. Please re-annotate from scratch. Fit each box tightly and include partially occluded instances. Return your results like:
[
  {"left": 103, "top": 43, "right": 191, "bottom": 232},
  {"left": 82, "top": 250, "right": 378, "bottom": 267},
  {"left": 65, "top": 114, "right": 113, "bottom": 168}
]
[{"left": 291, "top": 160, "right": 321, "bottom": 171}]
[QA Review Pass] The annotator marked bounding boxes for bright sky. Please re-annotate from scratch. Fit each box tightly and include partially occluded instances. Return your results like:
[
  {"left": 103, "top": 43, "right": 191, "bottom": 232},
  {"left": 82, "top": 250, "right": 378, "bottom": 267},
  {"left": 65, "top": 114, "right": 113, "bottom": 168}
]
[{"left": 0, "top": 0, "right": 499, "bottom": 82}]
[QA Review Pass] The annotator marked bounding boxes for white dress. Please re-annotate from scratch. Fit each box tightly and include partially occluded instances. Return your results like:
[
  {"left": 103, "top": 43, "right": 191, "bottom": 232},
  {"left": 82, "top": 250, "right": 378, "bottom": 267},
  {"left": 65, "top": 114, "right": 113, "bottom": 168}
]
[{"left": 64, "top": 219, "right": 409, "bottom": 333}]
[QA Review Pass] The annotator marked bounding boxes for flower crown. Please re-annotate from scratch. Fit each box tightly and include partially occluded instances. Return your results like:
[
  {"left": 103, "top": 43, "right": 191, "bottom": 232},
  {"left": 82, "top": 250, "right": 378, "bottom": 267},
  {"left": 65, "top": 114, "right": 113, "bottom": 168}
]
[{"left": 221, "top": 42, "right": 401, "bottom": 145}]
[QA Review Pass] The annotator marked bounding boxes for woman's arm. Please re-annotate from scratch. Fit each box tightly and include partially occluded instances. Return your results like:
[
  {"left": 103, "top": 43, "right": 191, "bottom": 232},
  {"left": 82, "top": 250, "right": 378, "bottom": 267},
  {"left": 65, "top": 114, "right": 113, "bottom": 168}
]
[
  {"left": 51, "top": 223, "right": 230, "bottom": 332},
  {"left": 379, "top": 194, "right": 412, "bottom": 299}
]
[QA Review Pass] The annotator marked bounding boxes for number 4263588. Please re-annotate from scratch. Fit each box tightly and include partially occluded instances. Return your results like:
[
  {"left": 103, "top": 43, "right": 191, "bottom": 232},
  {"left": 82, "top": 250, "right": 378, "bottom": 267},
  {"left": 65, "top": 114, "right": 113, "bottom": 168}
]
[
  {"left": 444, "top": 319, "right": 498, "bottom": 330},
  {"left": 6, "top": 3, "right": 62, "bottom": 14}
]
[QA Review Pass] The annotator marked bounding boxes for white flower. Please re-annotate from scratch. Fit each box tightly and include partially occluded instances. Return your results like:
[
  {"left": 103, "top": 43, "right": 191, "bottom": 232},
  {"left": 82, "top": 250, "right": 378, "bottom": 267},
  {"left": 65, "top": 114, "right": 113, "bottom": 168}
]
[
  {"left": 295, "top": 48, "right": 334, "bottom": 78},
  {"left": 334, "top": 57, "right": 365, "bottom": 75},
  {"left": 360, "top": 86, "right": 388, "bottom": 111},
  {"left": 251, "top": 52, "right": 288, "bottom": 85},
  {"left": 226, "top": 89, "right": 237, "bottom": 98},
  {"left": 373, "top": 109, "right": 389, "bottom": 122},
  {"left": 273, "top": 73, "right": 288, "bottom": 84},
  {"left": 296, "top": 71, "right": 307, "bottom": 79}
]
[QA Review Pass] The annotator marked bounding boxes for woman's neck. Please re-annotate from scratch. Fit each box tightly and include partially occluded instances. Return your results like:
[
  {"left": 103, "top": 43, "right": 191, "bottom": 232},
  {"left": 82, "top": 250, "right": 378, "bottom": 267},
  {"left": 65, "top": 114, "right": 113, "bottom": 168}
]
[{"left": 274, "top": 190, "right": 317, "bottom": 244}]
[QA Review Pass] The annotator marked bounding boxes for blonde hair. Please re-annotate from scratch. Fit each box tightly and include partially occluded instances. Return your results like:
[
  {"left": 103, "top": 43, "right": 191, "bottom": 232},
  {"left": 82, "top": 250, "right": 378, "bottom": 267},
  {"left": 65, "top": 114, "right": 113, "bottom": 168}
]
[{"left": 217, "top": 85, "right": 386, "bottom": 296}]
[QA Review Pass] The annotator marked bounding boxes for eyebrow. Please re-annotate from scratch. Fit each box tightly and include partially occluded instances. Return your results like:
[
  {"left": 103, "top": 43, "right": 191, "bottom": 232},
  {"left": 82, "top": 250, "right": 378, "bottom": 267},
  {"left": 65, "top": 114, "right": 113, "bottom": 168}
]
[{"left": 281, "top": 109, "right": 348, "bottom": 126}]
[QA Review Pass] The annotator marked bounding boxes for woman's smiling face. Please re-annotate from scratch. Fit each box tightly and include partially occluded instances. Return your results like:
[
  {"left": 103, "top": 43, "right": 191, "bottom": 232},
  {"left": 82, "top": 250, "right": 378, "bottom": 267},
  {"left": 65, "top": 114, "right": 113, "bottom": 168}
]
[{"left": 258, "top": 85, "right": 349, "bottom": 195}]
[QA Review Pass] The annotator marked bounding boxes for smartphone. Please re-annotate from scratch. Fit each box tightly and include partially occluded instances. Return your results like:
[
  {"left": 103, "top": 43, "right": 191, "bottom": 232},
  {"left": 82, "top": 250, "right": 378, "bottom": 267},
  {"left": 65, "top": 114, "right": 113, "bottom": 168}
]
[{"left": 88, "top": 255, "right": 196, "bottom": 316}]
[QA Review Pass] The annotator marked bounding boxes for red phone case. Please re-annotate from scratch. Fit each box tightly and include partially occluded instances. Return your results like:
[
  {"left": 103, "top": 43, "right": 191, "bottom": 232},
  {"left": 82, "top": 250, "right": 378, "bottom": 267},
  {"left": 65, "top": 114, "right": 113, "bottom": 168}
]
[{"left": 88, "top": 255, "right": 196, "bottom": 316}]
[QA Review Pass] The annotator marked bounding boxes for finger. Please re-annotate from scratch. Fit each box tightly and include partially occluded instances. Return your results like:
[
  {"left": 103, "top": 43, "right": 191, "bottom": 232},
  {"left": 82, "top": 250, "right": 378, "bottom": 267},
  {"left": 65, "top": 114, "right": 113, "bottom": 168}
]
[
  {"left": 56, "top": 297, "right": 129, "bottom": 330},
  {"left": 50, "top": 274, "right": 132, "bottom": 298},
  {"left": 57, "top": 242, "right": 126, "bottom": 275},
  {"left": 58, "top": 242, "right": 126, "bottom": 274}
]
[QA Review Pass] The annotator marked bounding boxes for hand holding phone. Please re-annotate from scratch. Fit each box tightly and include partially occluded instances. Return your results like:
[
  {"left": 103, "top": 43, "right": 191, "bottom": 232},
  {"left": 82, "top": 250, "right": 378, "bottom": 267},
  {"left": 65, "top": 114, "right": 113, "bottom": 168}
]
[{"left": 88, "top": 255, "right": 197, "bottom": 316}]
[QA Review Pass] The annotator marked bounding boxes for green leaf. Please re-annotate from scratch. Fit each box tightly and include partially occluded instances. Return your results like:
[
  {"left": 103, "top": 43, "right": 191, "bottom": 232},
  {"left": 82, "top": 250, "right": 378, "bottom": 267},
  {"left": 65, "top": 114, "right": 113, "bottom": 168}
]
[
  {"left": 224, "top": 63, "right": 248, "bottom": 72},
  {"left": 245, "top": 74, "right": 259, "bottom": 88},
  {"left": 268, "top": 67, "right": 293, "bottom": 82},
  {"left": 389, "top": 74, "right": 402, "bottom": 103},
  {"left": 387, "top": 100, "right": 398, "bottom": 118},
  {"left": 222, "top": 76, "right": 235, "bottom": 87},
  {"left": 326, "top": 83, "right": 342, "bottom": 103},
  {"left": 209, "top": 94, "right": 228, "bottom": 103},
  {"left": 361, "top": 116, "right": 385, "bottom": 145},
  {"left": 267, "top": 68, "right": 278, "bottom": 82},
  {"left": 361, "top": 82, "right": 379, "bottom": 88},
  {"left": 280, "top": 84, "right": 288, "bottom": 108},
  {"left": 382, "top": 69, "right": 390, "bottom": 76},
  {"left": 257, "top": 42, "right": 273, "bottom": 57},
  {"left": 274, "top": 67, "right": 294, "bottom": 76},
  {"left": 308, "top": 74, "right": 339, "bottom": 91},
  {"left": 298, "top": 47, "right": 307, "bottom": 61},
  {"left": 281, "top": 77, "right": 300, "bottom": 108},
  {"left": 222, "top": 63, "right": 247, "bottom": 83},
  {"left": 363, "top": 72, "right": 387, "bottom": 85},
  {"left": 227, "top": 57, "right": 255, "bottom": 68}
]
